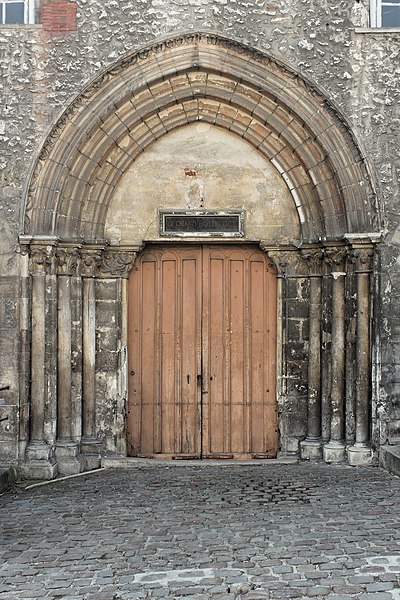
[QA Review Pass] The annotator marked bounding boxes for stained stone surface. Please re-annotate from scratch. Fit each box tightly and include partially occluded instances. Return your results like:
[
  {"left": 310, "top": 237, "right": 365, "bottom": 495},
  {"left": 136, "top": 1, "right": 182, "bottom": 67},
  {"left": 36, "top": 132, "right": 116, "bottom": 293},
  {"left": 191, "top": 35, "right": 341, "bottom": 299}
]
[
  {"left": 0, "top": 0, "right": 399, "bottom": 466},
  {"left": 1, "top": 463, "right": 400, "bottom": 598}
]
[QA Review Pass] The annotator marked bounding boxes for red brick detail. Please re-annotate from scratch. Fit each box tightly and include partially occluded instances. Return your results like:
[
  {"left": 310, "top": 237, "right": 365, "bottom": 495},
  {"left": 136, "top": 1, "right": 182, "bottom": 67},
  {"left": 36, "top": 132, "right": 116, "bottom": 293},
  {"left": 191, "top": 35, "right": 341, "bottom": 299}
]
[{"left": 42, "top": 2, "right": 77, "bottom": 32}]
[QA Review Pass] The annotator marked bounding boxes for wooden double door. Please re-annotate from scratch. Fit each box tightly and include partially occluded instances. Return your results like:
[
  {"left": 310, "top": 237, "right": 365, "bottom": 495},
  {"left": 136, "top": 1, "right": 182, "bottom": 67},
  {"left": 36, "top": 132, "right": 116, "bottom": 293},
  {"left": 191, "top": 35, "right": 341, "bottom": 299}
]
[{"left": 127, "top": 245, "right": 278, "bottom": 459}]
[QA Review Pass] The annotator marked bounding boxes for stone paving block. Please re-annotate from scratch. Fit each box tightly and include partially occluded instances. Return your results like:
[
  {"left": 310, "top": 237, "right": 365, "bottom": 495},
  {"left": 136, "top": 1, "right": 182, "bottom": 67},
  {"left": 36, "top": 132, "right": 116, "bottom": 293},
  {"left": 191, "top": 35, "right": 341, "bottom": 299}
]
[
  {"left": 379, "top": 573, "right": 398, "bottom": 582},
  {"left": 325, "top": 596, "right": 354, "bottom": 600},
  {"left": 270, "top": 589, "right": 306, "bottom": 598},
  {"left": 366, "top": 582, "right": 395, "bottom": 591},
  {"left": 358, "top": 594, "right": 395, "bottom": 600},
  {"left": 305, "top": 587, "right": 331, "bottom": 596},
  {"left": 348, "top": 575, "right": 375, "bottom": 584},
  {"left": 1, "top": 464, "right": 400, "bottom": 600}
]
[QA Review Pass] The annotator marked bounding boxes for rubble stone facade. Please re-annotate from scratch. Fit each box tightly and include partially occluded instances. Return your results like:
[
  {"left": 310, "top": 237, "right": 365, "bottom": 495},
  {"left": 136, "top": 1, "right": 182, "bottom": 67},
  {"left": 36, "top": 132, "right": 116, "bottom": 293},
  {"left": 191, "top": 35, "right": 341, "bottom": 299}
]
[{"left": 0, "top": 0, "right": 399, "bottom": 477}]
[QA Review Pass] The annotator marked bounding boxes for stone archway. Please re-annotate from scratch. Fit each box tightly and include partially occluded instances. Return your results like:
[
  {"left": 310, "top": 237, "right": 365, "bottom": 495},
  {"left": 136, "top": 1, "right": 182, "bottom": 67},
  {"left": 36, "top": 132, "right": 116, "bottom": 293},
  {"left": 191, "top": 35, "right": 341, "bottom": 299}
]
[{"left": 19, "top": 33, "right": 382, "bottom": 478}]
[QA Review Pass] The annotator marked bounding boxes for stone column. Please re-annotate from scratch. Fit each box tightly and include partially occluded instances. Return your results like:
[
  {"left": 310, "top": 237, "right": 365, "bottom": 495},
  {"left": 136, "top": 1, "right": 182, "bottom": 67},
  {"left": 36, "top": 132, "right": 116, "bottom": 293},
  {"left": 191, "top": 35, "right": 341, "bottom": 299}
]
[
  {"left": 54, "top": 247, "right": 83, "bottom": 475},
  {"left": 323, "top": 247, "right": 347, "bottom": 463},
  {"left": 23, "top": 244, "right": 57, "bottom": 479},
  {"left": 80, "top": 249, "right": 103, "bottom": 470},
  {"left": 18, "top": 244, "right": 31, "bottom": 459},
  {"left": 347, "top": 244, "right": 374, "bottom": 466},
  {"left": 300, "top": 248, "right": 323, "bottom": 460}
]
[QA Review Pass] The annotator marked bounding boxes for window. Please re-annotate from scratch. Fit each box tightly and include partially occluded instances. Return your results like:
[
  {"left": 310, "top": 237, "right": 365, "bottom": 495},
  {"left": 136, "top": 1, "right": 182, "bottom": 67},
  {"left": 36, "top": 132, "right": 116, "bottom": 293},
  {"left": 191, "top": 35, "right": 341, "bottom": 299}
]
[
  {"left": 371, "top": 0, "right": 400, "bottom": 26},
  {"left": 0, "top": 0, "right": 34, "bottom": 24}
]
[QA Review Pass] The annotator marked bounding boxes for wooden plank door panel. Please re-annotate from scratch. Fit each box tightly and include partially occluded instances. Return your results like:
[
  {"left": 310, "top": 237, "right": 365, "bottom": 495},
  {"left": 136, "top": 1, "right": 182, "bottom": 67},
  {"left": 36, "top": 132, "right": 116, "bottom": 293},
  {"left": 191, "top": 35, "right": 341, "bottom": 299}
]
[
  {"left": 202, "top": 246, "right": 278, "bottom": 458},
  {"left": 128, "top": 244, "right": 278, "bottom": 459},
  {"left": 128, "top": 247, "right": 202, "bottom": 457},
  {"left": 248, "top": 251, "right": 278, "bottom": 456}
]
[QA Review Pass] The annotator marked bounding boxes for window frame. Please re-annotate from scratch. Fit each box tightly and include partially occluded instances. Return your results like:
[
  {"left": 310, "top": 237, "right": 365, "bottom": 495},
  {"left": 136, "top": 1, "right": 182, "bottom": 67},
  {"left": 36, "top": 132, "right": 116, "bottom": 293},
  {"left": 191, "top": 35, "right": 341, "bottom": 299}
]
[
  {"left": 371, "top": 0, "right": 400, "bottom": 27},
  {"left": 0, "top": 0, "right": 34, "bottom": 25}
]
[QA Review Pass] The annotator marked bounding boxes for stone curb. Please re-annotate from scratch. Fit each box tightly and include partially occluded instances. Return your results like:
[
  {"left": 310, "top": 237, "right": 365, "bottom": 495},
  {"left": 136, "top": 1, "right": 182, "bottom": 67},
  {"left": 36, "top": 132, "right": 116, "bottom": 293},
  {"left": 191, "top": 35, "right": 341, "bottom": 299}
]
[{"left": 380, "top": 445, "right": 400, "bottom": 478}]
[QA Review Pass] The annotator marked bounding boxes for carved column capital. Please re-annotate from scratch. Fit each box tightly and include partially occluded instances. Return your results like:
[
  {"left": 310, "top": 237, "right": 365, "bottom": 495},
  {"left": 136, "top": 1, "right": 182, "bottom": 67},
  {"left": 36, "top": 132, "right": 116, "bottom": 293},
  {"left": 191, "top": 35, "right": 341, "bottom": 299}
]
[
  {"left": 56, "top": 247, "right": 80, "bottom": 276},
  {"left": 80, "top": 249, "right": 103, "bottom": 278},
  {"left": 97, "top": 250, "right": 137, "bottom": 279},
  {"left": 349, "top": 246, "right": 374, "bottom": 273},
  {"left": 301, "top": 248, "right": 324, "bottom": 276},
  {"left": 29, "top": 246, "right": 54, "bottom": 276},
  {"left": 264, "top": 248, "right": 305, "bottom": 277},
  {"left": 324, "top": 246, "right": 348, "bottom": 273}
]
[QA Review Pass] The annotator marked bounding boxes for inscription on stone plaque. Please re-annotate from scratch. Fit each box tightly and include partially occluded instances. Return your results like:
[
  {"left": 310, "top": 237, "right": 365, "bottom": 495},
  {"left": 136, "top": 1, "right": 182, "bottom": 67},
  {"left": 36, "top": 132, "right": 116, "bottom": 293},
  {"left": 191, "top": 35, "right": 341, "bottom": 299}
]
[{"left": 160, "top": 211, "right": 244, "bottom": 237}]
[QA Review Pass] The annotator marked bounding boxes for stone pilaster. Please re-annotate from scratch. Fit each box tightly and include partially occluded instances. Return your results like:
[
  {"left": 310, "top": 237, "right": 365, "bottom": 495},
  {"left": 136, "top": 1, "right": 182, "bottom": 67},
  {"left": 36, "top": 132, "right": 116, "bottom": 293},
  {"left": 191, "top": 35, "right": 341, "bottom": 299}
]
[
  {"left": 55, "top": 246, "right": 83, "bottom": 476},
  {"left": 323, "top": 246, "right": 347, "bottom": 463},
  {"left": 300, "top": 248, "right": 324, "bottom": 460},
  {"left": 96, "top": 249, "right": 137, "bottom": 458},
  {"left": 347, "top": 243, "right": 375, "bottom": 466}
]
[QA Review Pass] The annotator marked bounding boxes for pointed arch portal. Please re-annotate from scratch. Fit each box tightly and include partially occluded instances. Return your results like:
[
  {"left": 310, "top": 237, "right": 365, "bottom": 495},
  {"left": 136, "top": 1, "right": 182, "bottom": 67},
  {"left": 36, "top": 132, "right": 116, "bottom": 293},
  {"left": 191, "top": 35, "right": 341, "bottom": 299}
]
[{"left": 20, "top": 33, "right": 382, "bottom": 478}]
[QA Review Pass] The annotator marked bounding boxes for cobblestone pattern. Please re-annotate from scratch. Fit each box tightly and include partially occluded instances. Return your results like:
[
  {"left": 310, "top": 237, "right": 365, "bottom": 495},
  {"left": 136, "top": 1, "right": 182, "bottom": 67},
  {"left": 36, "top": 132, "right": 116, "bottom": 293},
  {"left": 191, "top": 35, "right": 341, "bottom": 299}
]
[{"left": 1, "top": 463, "right": 400, "bottom": 599}]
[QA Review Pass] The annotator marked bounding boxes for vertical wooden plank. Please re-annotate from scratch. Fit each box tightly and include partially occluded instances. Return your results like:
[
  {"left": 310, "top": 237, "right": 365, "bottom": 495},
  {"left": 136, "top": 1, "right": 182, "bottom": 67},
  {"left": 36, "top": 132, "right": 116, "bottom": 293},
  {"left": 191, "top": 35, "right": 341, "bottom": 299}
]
[
  {"left": 203, "top": 247, "right": 225, "bottom": 455},
  {"left": 264, "top": 259, "right": 278, "bottom": 456},
  {"left": 249, "top": 254, "right": 266, "bottom": 452},
  {"left": 243, "top": 251, "right": 251, "bottom": 454},
  {"left": 201, "top": 246, "right": 210, "bottom": 457},
  {"left": 229, "top": 255, "right": 246, "bottom": 454},
  {"left": 161, "top": 255, "right": 177, "bottom": 453},
  {"left": 127, "top": 259, "right": 141, "bottom": 454},
  {"left": 141, "top": 257, "right": 157, "bottom": 453},
  {"left": 201, "top": 246, "right": 210, "bottom": 455},
  {"left": 180, "top": 250, "right": 202, "bottom": 455},
  {"left": 128, "top": 254, "right": 154, "bottom": 454},
  {"left": 223, "top": 250, "right": 230, "bottom": 454}
]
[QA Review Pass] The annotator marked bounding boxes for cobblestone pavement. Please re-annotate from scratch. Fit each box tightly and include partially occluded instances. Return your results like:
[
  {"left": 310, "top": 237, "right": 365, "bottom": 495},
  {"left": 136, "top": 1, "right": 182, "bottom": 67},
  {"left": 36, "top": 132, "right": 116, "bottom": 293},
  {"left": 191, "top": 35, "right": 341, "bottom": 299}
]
[{"left": 1, "top": 462, "right": 400, "bottom": 600}]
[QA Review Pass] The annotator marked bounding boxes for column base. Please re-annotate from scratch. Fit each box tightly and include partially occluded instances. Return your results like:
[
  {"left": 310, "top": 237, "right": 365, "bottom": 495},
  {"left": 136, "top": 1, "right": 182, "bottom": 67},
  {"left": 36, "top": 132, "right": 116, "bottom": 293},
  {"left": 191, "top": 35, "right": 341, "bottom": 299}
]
[
  {"left": 300, "top": 438, "right": 323, "bottom": 461},
  {"left": 323, "top": 440, "right": 346, "bottom": 463},
  {"left": 347, "top": 443, "right": 372, "bottom": 466},
  {"left": 21, "top": 442, "right": 58, "bottom": 480},
  {"left": 55, "top": 441, "right": 84, "bottom": 476},
  {"left": 80, "top": 438, "right": 102, "bottom": 471}
]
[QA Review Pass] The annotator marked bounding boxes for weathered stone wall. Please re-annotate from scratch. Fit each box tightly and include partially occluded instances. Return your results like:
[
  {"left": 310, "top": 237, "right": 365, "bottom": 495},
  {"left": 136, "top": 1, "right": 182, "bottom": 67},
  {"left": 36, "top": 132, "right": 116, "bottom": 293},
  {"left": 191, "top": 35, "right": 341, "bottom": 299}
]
[
  {"left": 281, "top": 275, "right": 310, "bottom": 453},
  {"left": 0, "top": 0, "right": 399, "bottom": 465}
]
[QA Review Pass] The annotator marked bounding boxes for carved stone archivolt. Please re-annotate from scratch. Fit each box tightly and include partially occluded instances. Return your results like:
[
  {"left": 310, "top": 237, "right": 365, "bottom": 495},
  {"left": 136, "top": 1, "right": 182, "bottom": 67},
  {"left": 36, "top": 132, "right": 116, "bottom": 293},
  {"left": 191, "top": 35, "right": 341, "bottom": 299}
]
[{"left": 24, "top": 33, "right": 379, "bottom": 244}]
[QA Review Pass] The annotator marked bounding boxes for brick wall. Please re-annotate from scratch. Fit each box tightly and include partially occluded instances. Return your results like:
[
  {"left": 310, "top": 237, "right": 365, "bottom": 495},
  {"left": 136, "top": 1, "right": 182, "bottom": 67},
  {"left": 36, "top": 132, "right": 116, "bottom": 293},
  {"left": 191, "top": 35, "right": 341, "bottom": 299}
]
[{"left": 42, "top": 1, "right": 76, "bottom": 32}]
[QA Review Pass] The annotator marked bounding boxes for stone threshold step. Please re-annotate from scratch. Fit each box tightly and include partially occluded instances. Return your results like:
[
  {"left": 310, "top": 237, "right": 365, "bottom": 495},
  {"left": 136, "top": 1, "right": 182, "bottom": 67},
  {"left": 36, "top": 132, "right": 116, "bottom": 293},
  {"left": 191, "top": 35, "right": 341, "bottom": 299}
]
[
  {"left": 101, "top": 456, "right": 299, "bottom": 468},
  {"left": 380, "top": 445, "right": 400, "bottom": 478}
]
